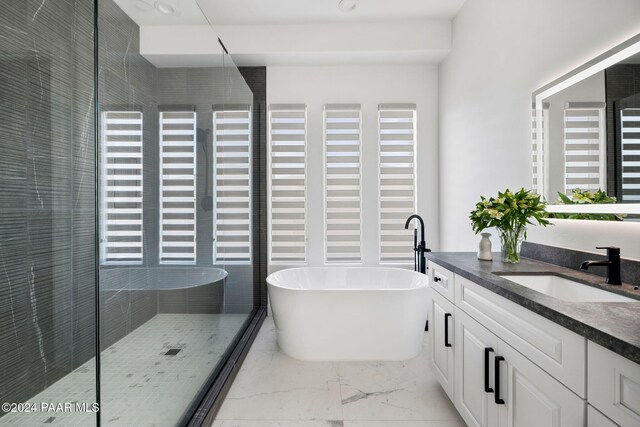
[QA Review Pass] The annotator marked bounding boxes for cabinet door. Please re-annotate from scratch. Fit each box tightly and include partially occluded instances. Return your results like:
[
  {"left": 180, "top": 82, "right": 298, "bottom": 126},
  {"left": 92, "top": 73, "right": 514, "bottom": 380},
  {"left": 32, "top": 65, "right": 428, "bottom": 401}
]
[
  {"left": 588, "top": 341, "right": 640, "bottom": 427},
  {"left": 587, "top": 405, "right": 618, "bottom": 427},
  {"left": 455, "top": 308, "right": 499, "bottom": 427},
  {"left": 429, "top": 289, "right": 455, "bottom": 401},
  {"left": 496, "top": 339, "right": 585, "bottom": 427}
]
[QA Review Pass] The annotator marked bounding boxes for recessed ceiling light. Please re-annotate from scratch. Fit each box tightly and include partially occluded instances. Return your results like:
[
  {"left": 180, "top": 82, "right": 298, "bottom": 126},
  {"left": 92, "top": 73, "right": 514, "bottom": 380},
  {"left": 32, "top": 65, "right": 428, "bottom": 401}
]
[
  {"left": 155, "top": 1, "right": 176, "bottom": 15},
  {"left": 338, "top": 0, "right": 359, "bottom": 13},
  {"left": 133, "top": 0, "right": 153, "bottom": 12}
]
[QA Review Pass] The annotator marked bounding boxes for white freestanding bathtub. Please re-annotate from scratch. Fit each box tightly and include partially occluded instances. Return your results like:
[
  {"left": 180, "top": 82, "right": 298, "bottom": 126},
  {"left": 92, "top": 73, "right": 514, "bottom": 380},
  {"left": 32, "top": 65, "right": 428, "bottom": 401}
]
[{"left": 266, "top": 267, "right": 429, "bottom": 361}]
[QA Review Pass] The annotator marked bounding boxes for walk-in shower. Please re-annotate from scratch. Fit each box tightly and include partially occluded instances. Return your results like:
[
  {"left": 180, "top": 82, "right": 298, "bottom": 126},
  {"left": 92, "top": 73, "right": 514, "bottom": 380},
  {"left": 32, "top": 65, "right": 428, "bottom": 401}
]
[{"left": 0, "top": 1, "right": 266, "bottom": 425}]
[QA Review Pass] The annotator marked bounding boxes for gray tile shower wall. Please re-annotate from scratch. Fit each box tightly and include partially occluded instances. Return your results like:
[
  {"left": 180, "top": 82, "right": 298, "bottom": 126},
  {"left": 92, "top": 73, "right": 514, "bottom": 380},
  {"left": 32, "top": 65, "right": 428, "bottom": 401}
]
[
  {"left": 157, "top": 283, "right": 223, "bottom": 313},
  {"left": 0, "top": 0, "right": 96, "bottom": 407},
  {"left": 522, "top": 241, "right": 640, "bottom": 286},
  {"left": 97, "top": 0, "right": 160, "bottom": 351}
]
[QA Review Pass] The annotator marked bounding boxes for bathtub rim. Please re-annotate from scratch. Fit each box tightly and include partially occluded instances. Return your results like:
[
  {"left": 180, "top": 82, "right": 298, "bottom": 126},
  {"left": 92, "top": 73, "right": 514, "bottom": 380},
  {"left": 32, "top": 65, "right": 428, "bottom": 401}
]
[
  {"left": 99, "top": 267, "right": 229, "bottom": 291},
  {"left": 266, "top": 266, "right": 428, "bottom": 292}
]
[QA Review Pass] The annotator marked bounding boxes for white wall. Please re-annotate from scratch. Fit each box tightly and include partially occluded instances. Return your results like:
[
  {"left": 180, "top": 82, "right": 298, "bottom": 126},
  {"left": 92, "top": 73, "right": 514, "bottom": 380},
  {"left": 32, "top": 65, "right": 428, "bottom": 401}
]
[
  {"left": 267, "top": 65, "right": 439, "bottom": 270},
  {"left": 438, "top": 0, "right": 640, "bottom": 260}
]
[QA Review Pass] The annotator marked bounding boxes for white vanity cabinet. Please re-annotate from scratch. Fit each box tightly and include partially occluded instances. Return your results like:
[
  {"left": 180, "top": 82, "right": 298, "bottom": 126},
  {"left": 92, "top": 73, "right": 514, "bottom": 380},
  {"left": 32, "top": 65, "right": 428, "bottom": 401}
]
[
  {"left": 588, "top": 341, "right": 640, "bottom": 426},
  {"left": 428, "top": 260, "right": 640, "bottom": 427},
  {"left": 454, "top": 308, "right": 584, "bottom": 427},
  {"left": 428, "top": 288, "right": 455, "bottom": 400},
  {"left": 428, "top": 260, "right": 588, "bottom": 426}
]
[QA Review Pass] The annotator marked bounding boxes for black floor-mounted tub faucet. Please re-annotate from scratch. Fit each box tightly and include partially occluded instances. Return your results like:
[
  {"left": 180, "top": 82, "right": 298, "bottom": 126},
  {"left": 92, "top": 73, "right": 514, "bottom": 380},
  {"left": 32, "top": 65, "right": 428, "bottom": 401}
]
[{"left": 404, "top": 214, "right": 430, "bottom": 274}]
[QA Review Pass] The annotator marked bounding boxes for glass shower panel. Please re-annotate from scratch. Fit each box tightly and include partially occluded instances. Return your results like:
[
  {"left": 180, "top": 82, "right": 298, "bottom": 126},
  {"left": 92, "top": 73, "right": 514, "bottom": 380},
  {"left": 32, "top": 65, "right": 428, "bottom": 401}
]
[
  {"left": 0, "top": 1, "right": 98, "bottom": 426},
  {"left": 97, "top": 1, "right": 256, "bottom": 425},
  {"left": 215, "top": 50, "right": 257, "bottom": 315},
  {"left": 0, "top": 2, "right": 258, "bottom": 425}
]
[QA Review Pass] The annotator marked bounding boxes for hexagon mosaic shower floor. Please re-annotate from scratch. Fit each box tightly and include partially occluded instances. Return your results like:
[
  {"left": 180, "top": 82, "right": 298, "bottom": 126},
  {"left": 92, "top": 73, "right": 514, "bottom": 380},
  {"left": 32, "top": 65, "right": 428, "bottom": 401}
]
[{"left": 0, "top": 313, "right": 247, "bottom": 426}]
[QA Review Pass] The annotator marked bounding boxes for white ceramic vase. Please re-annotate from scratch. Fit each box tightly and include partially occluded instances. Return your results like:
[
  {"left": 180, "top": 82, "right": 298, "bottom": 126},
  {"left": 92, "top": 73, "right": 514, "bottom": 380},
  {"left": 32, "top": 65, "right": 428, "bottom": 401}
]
[{"left": 477, "top": 232, "right": 493, "bottom": 261}]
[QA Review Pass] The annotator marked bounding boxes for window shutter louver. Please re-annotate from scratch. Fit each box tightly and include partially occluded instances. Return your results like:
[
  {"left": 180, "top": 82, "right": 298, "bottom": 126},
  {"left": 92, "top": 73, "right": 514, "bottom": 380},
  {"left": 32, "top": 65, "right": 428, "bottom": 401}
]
[
  {"left": 213, "top": 107, "right": 252, "bottom": 264},
  {"left": 268, "top": 104, "right": 307, "bottom": 264},
  {"left": 324, "top": 104, "right": 362, "bottom": 263},
  {"left": 159, "top": 111, "right": 197, "bottom": 263},
  {"left": 101, "top": 111, "right": 144, "bottom": 264},
  {"left": 532, "top": 104, "right": 548, "bottom": 193},
  {"left": 563, "top": 102, "right": 606, "bottom": 194},
  {"left": 621, "top": 108, "right": 640, "bottom": 202},
  {"left": 378, "top": 104, "right": 417, "bottom": 264}
]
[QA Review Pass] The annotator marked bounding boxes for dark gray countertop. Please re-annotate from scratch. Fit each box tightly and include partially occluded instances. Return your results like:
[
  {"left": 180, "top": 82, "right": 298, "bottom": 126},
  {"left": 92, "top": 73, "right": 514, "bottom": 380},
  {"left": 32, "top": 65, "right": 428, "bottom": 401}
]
[{"left": 426, "top": 252, "right": 640, "bottom": 365}]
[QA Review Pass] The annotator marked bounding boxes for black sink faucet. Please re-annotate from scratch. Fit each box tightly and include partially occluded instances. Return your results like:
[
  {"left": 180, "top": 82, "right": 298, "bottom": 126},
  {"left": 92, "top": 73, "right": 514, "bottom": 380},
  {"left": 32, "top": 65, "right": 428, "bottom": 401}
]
[
  {"left": 580, "top": 246, "right": 622, "bottom": 286},
  {"left": 404, "top": 214, "right": 430, "bottom": 274}
]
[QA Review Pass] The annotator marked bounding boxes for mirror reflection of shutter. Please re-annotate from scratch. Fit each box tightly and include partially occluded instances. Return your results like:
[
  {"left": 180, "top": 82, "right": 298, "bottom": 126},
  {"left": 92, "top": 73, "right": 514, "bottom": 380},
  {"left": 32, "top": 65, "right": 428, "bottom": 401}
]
[
  {"left": 101, "top": 111, "right": 144, "bottom": 264},
  {"left": 268, "top": 104, "right": 307, "bottom": 264},
  {"left": 532, "top": 103, "right": 549, "bottom": 193},
  {"left": 621, "top": 108, "right": 640, "bottom": 202},
  {"left": 159, "top": 109, "right": 196, "bottom": 264},
  {"left": 213, "top": 105, "right": 252, "bottom": 264},
  {"left": 378, "top": 103, "right": 417, "bottom": 264},
  {"left": 324, "top": 104, "right": 362, "bottom": 263},
  {"left": 563, "top": 102, "right": 606, "bottom": 194}
]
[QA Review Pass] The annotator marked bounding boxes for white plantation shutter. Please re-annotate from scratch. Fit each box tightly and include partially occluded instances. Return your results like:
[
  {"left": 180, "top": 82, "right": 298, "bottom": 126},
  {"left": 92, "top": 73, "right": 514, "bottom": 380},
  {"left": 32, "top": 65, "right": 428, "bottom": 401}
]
[
  {"left": 324, "top": 104, "right": 362, "bottom": 263},
  {"left": 563, "top": 102, "right": 606, "bottom": 194},
  {"left": 100, "top": 111, "right": 144, "bottom": 264},
  {"left": 532, "top": 103, "right": 548, "bottom": 193},
  {"left": 213, "top": 106, "right": 252, "bottom": 264},
  {"left": 159, "top": 110, "right": 197, "bottom": 263},
  {"left": 621, "top": 108, "right": 640, "bottom": 202},
  {"left": 378, "top": 104, "right": 417, "bottom": 264},
  {"left": 269, "top": 104, "right": 307, "bottom": 264}
]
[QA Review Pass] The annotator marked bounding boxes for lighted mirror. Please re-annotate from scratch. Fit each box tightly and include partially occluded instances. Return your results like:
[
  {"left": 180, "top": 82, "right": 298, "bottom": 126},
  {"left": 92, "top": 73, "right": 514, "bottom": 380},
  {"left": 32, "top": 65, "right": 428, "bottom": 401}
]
[{"left": 532, "top": 33, "right": 640, "bottom": 219}]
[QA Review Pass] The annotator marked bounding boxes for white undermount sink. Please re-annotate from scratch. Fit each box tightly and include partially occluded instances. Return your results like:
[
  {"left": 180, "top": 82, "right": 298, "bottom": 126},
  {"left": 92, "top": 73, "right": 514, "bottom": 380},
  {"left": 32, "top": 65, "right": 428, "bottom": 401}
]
[{"left": 499, "top": 274, "right": 636, "bottom": 303}]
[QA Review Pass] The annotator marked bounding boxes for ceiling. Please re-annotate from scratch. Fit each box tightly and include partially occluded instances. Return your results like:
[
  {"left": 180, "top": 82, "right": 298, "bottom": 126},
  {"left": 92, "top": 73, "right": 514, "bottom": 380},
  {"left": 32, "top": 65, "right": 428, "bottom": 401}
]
[
  {"left": 113, "top": 0, "right": 209, "bottom": 25},
  {"left": 198, "top": 0, "right": 467, "bottom": 25},
  {"left": 118, "top": 0, "right": 466, "bottom": 67},
  {"left": 115, "top": 0, "right": 467, "bottom": 27}
]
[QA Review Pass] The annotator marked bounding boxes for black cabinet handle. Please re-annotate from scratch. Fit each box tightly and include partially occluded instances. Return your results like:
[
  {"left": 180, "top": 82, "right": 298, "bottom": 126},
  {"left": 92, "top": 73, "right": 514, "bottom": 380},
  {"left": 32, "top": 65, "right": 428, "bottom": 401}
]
[
  {"left": 484, "top": 347, "right": 494, "bottom": 393},
  {"left": 494, "top": 356, "right": 505, "bottom": 404},
  {"left": 434, "top": 276, "right": 442, "bottom": 282},
  {"left": 444, "top": 313, "right": 452, "bottom": 347}
]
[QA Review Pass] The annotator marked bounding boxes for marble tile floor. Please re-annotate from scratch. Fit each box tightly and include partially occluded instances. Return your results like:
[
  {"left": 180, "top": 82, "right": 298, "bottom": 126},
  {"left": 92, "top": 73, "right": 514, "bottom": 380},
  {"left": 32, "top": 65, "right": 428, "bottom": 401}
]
[
  {"left": 0, "top": 313, "right": 248, "bottom": 427},
  {"left": 213, "top": 317, "right": 465, "bottom": 427}
]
